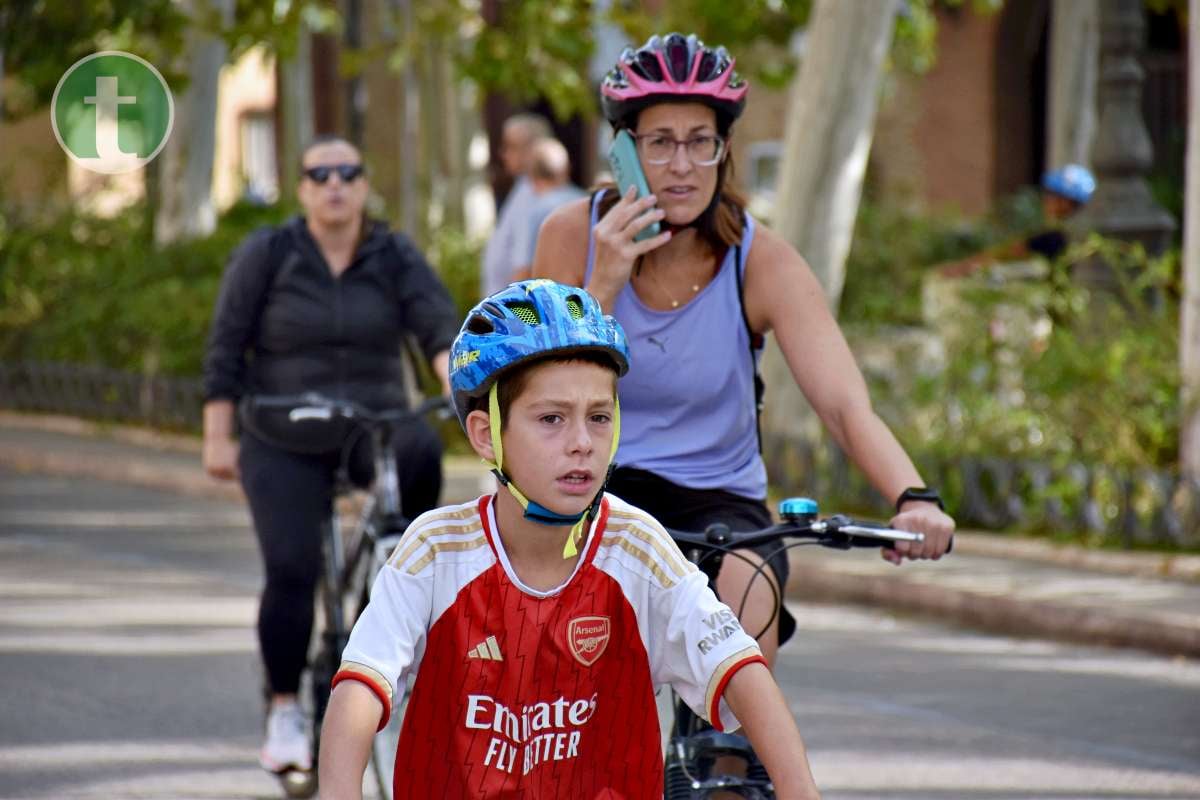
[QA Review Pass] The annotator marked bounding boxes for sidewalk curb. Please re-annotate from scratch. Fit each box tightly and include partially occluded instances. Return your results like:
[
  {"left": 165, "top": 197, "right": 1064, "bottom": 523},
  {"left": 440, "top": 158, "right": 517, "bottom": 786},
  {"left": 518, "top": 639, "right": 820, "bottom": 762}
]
[
  {"left": 951, "top": 531, "right": 1200, "bottom": 584},
  {"left": 787, "top": 562, "right": 1200, "bottom": 659}
]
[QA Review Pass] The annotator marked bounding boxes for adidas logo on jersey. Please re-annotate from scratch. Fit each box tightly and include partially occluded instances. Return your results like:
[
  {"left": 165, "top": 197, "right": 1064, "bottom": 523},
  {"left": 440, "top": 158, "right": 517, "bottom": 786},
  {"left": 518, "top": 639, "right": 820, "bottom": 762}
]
[{"left": 468, "top": 635, "right": 503, "bottom": 661}]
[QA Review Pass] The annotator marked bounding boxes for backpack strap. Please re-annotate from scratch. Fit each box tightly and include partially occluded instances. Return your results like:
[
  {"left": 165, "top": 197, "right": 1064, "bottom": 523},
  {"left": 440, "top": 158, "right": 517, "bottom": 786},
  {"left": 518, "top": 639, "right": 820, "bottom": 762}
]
[{"left": 731, "top": 219, "right": 766, "bottom": 454}]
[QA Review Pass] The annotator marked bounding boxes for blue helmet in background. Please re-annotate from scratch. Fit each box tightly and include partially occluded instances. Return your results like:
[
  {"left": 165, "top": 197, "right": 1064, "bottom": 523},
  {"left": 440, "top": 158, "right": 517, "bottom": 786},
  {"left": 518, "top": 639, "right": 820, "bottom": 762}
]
[
  {"left": 1042, "top": 164, "right": 1096, "bottom": 205},
  {"left": 450, "top": 280, "right": 630, "bottom": 427}
]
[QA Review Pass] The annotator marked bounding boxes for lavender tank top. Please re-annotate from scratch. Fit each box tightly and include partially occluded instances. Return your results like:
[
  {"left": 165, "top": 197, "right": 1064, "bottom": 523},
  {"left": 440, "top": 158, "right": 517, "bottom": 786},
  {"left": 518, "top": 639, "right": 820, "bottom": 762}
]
[{"left": 584, "top": 194, "right": 766, "bottom": 499}]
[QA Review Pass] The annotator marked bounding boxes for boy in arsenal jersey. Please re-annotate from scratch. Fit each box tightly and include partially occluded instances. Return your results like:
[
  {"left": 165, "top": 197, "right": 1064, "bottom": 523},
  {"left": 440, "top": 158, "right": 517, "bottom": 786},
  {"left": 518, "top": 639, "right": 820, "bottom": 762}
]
[{"left": 318, "top": 280, "right": 821, "bottom": 800}]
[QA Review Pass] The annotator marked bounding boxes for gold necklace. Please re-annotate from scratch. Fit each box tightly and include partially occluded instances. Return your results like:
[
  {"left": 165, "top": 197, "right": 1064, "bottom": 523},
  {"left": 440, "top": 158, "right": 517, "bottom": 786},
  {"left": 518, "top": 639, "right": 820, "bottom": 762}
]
[{"left": 644, "top": 265, "right": 701, "bottom": 309}]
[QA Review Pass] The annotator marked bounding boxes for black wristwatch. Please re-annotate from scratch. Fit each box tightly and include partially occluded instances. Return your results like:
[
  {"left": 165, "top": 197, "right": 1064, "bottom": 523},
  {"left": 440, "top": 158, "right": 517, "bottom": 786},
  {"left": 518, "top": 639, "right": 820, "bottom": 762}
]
[{"left": 895, "top": 487, "right": 945, "bottom": 513}]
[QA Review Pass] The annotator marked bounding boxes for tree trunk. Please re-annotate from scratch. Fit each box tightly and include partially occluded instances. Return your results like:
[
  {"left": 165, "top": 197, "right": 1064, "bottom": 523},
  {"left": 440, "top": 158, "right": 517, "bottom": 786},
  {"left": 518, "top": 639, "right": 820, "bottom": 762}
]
[
  {"left": 1047, "top": 0, "right": 1099, "bottom": 169},
  {"left": 397, "top": 0, "right": 418, "bottom": 238},
  {"left": 761, "top": 0, "right": 899, "bottom": 440},
  {"left": 277, "top": 27, "right": 314, "bottom": 194},
  {"left": 1182, "top": 0, "right": 1200, "bottom": 481},
  {"left": 154, "top": 0, "right": 233, "bottom": 245},
  {"left": 435, "top": 39, "right": 466, "bottom": 231},
  {"left": 773, "top": 0, "right": 899, "bottom": 312}
]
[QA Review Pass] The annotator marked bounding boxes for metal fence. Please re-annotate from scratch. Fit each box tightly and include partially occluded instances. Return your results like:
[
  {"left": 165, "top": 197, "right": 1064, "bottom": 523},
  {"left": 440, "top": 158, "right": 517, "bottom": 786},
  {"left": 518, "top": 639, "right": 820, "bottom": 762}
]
[
  {"left": 764, "top": 432, "right": 1200, "bottom": 549},
  {"left": 0, "top": 361, "right": 204, "bottom": 431}
]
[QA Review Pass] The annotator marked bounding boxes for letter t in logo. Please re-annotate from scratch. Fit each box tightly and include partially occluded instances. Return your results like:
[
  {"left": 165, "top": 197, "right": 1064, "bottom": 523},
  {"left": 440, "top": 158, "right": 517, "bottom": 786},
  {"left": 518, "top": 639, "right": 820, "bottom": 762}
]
[{"left": 85, "top": 77, "right": 139, "bottom": 166}]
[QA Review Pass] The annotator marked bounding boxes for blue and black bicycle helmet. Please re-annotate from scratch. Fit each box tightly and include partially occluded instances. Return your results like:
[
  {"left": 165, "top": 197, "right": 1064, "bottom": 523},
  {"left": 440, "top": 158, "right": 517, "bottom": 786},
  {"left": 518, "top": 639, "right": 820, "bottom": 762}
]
[
  {"left": 450, "top": 280, "right": 629, "bottom": 428},
  {"left": 1042, "top": 164, "right": 1096, "bottom": 205}
]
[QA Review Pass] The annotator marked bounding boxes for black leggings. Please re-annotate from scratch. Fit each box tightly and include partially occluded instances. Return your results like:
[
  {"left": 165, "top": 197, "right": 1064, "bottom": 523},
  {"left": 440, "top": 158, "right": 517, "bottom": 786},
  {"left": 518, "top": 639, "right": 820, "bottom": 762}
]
[
  {"left": 606, "top": 466, "right": 796, "bottom": 646},
  {"left": 238, "top": 419, "right": 442, "bottom": 694}
]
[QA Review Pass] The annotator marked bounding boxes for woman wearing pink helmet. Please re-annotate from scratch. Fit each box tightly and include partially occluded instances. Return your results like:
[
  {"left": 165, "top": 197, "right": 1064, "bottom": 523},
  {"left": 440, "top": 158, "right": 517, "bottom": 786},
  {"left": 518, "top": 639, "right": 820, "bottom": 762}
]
[{"left": 533, "top": 33, "right": 955, "bottom": 666}]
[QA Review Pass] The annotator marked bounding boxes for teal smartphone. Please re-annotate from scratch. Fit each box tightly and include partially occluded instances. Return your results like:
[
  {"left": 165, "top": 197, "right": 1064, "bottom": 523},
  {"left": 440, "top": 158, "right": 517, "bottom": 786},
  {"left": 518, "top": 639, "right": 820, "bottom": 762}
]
[{"left": 607, "top": 129, "right": 661, "bottom": 242}]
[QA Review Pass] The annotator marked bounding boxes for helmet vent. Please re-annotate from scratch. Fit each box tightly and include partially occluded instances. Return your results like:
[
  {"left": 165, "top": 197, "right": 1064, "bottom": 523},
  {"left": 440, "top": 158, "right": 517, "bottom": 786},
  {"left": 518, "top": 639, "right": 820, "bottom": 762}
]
[
  {"left": 466, "top": 314, "right": 494, "bottom": 334},
  {"left": 565, "top": 296, "right": 584, "bottom": 320},
  {"left": 506, "top": 301, "right": 541, "bottom": 325}
]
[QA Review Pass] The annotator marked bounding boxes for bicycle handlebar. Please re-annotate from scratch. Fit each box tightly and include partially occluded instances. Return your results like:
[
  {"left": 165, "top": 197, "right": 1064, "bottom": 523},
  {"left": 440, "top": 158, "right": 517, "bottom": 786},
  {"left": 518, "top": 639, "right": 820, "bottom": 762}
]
[
  {"left": 666, "top": 511, "right": 924, "bottom": 553},
  {"left": 249, "top": 392, "right": 452, "bottom": 427}
]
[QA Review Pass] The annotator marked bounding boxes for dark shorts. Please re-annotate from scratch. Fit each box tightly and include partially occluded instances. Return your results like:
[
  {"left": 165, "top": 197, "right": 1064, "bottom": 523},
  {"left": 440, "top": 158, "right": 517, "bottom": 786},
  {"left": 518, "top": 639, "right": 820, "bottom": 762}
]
[{"left": 606, "top": 466, "right": 796, "bottom": 646}]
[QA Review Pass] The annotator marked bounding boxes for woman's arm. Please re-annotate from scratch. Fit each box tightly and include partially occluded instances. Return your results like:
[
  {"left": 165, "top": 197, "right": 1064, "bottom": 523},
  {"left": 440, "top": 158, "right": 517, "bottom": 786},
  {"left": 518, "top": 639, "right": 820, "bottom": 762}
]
[
  {"left": 316, "top": 681, "right": 384, "bottom": 800},
  {"left": 431, "top": 349, "right": 450, "bottom": 396},
  {"left": 743, "top": 227, "right": 954, "bottom": 560},
  {"left": 201, "top": 228, "right": 278, "bottom": 481},
  {"left": 202, "top": 400, "right": 239, "bottom": 480},
  {"left": 724, "top": 662, "right": 821, "bottom": 800}
]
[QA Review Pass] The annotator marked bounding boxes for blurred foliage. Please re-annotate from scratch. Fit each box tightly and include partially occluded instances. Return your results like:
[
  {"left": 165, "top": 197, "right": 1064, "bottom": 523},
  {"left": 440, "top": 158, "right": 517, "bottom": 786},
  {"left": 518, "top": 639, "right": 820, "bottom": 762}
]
[
  {"left": 840, "top": 201, "right": 997, "bottom": 326},
  {"left": 610, "top": 0, "right": 1001, "bottom": 93},
  {"left": 0, "top": 0, "right": 336, "bottom": 120},
  {"left": 0, "top": 200, "right": 285, "bottom": 375},
  {"left": 877, "top": 237, "right": 1182, "bottom": 473},
  {"left": 609, "top": 0, "right": 813, "bottom": 89},
  {"left": 0, "top": 198, "right": 483, "bottom": 377},
  {"left": 841, "top": 182, "right": 1065, "bottom": 326},
  {"left": 427, "top": 226, "right": 485, "bottom": 322},
  {"left": 1, "top": 0, "right": 1008, "bottom": 124},
  {"left": 0, "top": 0, "right": 188, "bottom": 118}
]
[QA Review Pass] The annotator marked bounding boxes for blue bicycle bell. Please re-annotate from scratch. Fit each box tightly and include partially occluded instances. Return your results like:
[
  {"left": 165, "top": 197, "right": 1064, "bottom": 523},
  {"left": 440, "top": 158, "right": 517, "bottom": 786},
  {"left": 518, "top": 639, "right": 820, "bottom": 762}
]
[{"left": 779, "top": 497, "right": 818, "bottom": 521}]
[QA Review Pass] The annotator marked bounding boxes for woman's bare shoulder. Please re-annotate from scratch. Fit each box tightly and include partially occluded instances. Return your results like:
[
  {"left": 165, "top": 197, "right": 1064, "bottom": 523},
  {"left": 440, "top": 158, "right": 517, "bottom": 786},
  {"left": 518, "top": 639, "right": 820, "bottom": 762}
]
[
  {"left": 542, "top": 195, "right": 593, "bottom": 239},
  {"left": 747, "top": 223, "right": 806, "bottom": 271}
]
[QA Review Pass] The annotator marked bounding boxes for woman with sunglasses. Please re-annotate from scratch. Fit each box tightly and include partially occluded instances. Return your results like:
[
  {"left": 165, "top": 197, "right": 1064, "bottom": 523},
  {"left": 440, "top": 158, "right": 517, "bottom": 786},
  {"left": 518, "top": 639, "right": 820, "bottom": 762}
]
[
  {"left": 201, "top": 135, "right": 459, "bottom": 778},
  {"left": 533, "top": 34, "right": 955, "bottom": 667}
]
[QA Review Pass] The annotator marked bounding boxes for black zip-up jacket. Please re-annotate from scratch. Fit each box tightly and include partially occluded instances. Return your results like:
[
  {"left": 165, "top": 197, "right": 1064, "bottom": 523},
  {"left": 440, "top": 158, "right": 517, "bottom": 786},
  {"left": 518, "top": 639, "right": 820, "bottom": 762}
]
[{"left": 204, "top": 216, "right": 458, "bottom": 412}]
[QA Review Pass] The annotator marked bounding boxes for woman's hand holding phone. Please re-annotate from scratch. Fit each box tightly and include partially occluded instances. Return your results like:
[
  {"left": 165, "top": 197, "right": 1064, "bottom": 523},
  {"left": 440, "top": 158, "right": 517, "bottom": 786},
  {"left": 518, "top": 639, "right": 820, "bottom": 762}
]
[{"left": 588, "top": 187, "right": 671, "bottom": 310}]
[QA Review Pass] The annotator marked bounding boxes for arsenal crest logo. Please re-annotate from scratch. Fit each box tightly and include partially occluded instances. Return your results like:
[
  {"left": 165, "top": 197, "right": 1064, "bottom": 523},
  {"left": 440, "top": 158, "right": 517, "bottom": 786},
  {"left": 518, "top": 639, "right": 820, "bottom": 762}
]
[{"left": 566, "top": 616, "right": 611, "bottom": 666}]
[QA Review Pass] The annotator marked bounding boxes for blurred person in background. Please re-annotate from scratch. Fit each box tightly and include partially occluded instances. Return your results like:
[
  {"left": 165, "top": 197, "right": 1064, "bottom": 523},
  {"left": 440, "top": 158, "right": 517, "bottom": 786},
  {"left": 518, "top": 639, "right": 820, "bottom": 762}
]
[
  {"left": 940, "top": 164, "right": 1096, "bottom": 277},
  {"left": 201, "top": 135, "right": 459, "bottom": 777},
  {"left": 510, "top": 137, "right": 586, "bottom": 282},
  {"left": 480, "top": 112, "right": 553, "bottom": 296}
]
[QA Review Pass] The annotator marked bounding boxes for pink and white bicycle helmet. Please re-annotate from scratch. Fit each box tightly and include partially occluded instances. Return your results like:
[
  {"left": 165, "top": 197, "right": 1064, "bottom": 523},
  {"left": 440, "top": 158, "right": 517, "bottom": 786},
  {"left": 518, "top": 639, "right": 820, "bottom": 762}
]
[{"left": 600, "top": 33, "right": 748, "bottom": 127}]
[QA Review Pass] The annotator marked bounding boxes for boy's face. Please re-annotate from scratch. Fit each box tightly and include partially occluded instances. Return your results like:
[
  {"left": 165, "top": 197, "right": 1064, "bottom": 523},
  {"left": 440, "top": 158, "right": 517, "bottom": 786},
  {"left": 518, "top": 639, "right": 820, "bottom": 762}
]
[{"left": 476, "top": 359, "right": 617, "bottom": 516}]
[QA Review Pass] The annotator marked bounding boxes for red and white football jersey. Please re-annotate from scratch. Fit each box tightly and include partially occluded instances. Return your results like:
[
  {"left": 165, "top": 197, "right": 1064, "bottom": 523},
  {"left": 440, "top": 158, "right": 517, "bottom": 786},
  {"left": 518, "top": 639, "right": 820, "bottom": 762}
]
[{"left": 333, "top": 494, "right": 764, "bottom": 799}]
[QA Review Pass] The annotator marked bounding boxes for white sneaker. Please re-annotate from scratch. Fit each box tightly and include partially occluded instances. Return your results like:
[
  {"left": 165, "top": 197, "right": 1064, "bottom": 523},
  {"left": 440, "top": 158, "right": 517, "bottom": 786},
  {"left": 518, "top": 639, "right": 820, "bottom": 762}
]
[{"left": 260, "top": 702, "right": 312, "bottom": 773}]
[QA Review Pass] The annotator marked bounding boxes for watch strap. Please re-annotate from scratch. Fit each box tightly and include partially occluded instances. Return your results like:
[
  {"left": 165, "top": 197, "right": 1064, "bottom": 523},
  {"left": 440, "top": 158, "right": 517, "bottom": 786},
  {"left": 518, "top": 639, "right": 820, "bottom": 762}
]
[{"left": 895, "top": 487, "right": 945, "bottom": 512}]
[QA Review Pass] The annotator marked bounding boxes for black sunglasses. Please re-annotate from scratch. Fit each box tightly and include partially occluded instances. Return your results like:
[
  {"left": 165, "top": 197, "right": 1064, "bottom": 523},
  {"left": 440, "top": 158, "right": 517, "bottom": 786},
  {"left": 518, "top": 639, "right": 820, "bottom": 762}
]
[{"left": 303, "top": 163, "right": 364, "bottom": 184}]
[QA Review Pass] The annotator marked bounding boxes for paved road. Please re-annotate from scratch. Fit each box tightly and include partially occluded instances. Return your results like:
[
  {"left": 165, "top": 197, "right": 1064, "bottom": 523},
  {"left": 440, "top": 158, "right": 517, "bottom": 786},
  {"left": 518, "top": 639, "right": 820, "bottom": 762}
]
[
  {"left": 777, "top": 604, "right": 1200, "bottom": 799},
  {"left": 2, "top": 470, "right": 1197, "bottom": 800}
]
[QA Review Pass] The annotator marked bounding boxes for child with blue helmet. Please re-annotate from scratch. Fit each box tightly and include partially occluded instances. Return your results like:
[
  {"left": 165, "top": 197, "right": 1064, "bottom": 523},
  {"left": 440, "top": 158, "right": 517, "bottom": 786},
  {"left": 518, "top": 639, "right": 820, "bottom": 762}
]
[
  {"left": 318, "top": 279, "right": 821, "bottom": 799},
  {"left": 942, "top": 163, "right": 1096, "bottom": 278}
]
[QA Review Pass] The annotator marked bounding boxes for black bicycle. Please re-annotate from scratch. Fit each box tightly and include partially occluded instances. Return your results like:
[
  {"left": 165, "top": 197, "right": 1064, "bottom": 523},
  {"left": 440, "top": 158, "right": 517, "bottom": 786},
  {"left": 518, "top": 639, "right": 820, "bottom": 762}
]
[
  {"left": 662, "top": 497, "right": 932, "bottom": 800},
  {"left": 253, "top": 392, "right": 450, "bottom": 799}
]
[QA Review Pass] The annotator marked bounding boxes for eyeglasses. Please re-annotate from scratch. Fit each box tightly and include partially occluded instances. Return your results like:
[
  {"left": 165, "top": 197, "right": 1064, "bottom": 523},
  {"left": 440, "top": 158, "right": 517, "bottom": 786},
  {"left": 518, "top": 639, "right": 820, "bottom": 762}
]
[
  {"left": 632, "top": 133, "right": 725, "bottom": 166},
  {"left": 303, "top": 164, "right": 365, "bottom": 184}
]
